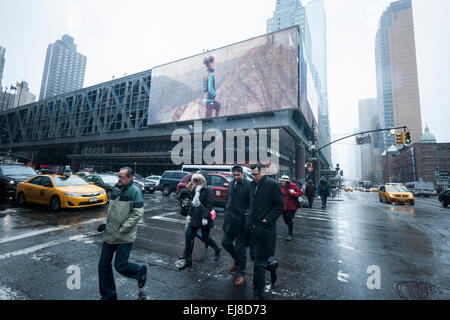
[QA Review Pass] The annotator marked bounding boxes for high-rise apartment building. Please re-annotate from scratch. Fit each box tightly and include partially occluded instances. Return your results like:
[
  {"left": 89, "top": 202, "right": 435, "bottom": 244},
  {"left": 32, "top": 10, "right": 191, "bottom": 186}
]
[
  {"left": 39, "top": 35, "right": 87, "bottom": 100},
  {"left": 375, "top": 0, "right": 422, "bottom": 151}
]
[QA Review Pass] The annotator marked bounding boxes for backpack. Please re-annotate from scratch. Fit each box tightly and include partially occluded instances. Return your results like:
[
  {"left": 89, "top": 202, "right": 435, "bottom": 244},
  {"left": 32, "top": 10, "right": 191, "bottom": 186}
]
[{"left": 202, "top": 75, "right": 209, "bottom": 93}]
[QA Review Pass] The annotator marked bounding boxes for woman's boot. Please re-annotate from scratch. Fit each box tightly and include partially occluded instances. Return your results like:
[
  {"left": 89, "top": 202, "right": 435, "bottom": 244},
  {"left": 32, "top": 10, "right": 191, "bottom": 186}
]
[{"left": 178, "top": 257, "right": 192, "bottom": 270}]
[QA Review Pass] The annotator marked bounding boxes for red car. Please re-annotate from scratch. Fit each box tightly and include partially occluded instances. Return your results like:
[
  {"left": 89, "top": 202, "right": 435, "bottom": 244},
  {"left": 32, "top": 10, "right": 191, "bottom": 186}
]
[{"left": 177, "top": 172, "right": 232, "bottom": 208}]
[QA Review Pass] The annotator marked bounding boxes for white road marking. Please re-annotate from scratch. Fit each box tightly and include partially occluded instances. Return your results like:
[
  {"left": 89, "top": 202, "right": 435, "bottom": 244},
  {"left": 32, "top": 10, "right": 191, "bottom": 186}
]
[
  {"left": 0, "top": 231, "right": 98, "bottom": 260},
  {"left": 0, "top": 217, "right": 105, "bottom": 245}
]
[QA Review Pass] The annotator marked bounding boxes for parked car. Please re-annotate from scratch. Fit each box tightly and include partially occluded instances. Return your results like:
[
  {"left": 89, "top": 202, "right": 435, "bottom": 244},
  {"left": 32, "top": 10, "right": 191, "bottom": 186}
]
[
  {"left": 177, "top": 172, "right": 232, "bottom": 207},
  {"left": 438, "top": 190, "right": 450, "bottom": 208},
  {"left": 84, "top": 174, "right": 119, "bottom": 199},
  {"left": 0, "top": 163, "right": 38, "bottom": 199},
  {"left": 159, "top": 171, "right": 190, "bottom": 196},
  {"left": 146, "top": 175, "right": 161, "bottom": 183},
  {"left": 133, "top": 173, "right": 154, "bottom": 193},
  {"left": 16, "top": 174, "right": 107, "bottom": 210},
  {"left": 76, "top": 171, "right": 96, "bottom": 178}
]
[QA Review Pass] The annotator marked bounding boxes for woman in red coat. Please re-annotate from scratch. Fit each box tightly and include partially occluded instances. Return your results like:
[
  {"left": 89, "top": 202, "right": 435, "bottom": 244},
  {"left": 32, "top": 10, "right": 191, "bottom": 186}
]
[{"left": 280, "top": 176, "right": 304, "bottom": 241}]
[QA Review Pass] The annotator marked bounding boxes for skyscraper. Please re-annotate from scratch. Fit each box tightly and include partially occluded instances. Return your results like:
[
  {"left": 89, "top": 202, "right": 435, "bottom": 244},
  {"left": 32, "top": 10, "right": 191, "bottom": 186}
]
[
  {"left": 12, "top": 81, "right": 36, "bottom": 108},
  {"left": 39, "top": 35, "right": 87, "bottom": 100},
  {"left": 375, "top": 0, "right": 422, "bottom": 151},
  {"left": 358, "top": 98, "right": 378, "bottom": 181},
  {"left": 305, "top": 0, "right": 331, "bottom": 165},
  {"left": 267, "top": 0, "right": 312, "bottom": 58},
  {"left": 0, "top": 46, "right": 5, "bottom": 90}
]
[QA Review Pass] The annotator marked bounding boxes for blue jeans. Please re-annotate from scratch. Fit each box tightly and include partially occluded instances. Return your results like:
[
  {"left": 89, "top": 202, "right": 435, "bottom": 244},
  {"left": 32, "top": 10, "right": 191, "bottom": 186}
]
[
  {"left": 98, "top": 242, "right": 145, "bottom": 300},
  {"left": 321, "top": 194, "right": 328, "bottom": 207}
]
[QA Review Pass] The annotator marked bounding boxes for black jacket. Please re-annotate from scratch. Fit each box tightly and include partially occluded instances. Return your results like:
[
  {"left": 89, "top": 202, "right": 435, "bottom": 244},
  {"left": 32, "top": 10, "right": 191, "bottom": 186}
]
[
  {"left": 188, "top": 186, "right": 214, "bottom": 229},
  {"left": 248, "top": 175, "right": 284, "bottom": 259},
  {"left": 223, "top": 178, "right": 251, "bottom": 234}
]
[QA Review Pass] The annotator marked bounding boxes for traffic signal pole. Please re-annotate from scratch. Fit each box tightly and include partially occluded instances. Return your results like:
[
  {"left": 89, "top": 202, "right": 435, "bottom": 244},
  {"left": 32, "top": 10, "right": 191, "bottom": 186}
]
[
  {"left": 309, "top": 126, "right": 410, "bottom": 185},
  {"left": 315, "top": 126, "right": 408, "bottom": 154}
]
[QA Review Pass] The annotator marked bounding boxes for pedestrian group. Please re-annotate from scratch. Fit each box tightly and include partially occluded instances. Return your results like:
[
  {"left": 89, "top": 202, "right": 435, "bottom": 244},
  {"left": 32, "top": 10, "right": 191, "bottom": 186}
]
[{"left": 97, "top": 165, "right": 329, "bottom": 300}]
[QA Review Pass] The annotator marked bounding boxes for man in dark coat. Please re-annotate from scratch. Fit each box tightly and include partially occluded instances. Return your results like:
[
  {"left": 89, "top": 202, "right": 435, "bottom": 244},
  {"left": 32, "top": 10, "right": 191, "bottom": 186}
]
[
  {"left": 222, "top": 165, "right": 251, "bottom": 287},
  {"left": 248, "top": 164, "right": 284, "bottom": 300},
  {"left": 317, "top": 176, "right": 331, "bottom": 209}
]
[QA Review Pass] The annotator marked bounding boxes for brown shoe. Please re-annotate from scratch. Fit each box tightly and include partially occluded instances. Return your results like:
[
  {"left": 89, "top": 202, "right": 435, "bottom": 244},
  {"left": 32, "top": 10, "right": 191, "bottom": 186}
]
[
  {"left": 229, "top": 264, "right": 237, "bottom": 272},
  {"left": 234, "top": 276, "right": 245, "bottom": 287}
]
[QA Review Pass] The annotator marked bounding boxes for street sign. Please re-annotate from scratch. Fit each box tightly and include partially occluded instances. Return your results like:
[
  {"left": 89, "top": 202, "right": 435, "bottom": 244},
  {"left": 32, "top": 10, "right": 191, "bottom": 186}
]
[
  {"left": 307, "top": 157, "right": 317, "bottom": 161},
  {"left": 356, "top": 135, "right": 372, "bottom": 145}
]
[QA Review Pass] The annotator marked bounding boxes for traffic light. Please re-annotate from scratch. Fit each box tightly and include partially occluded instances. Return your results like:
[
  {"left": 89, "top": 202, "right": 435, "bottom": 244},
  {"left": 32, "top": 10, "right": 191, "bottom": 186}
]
[
  {"left": 396, "top": 132, "right": 404, "bottom": 145},
  {"left": 405, "top": 131, "right": 411, "bottom": 144}
]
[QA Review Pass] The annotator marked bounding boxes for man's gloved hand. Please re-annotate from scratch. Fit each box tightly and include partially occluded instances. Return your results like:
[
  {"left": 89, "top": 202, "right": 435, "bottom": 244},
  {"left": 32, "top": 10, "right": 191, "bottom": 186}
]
[
  {"left": 97, "top": 224, "right": 106, "bottom": 232},
  {"left": 202, "top": 219, "right": 208, "bottom": 226}
]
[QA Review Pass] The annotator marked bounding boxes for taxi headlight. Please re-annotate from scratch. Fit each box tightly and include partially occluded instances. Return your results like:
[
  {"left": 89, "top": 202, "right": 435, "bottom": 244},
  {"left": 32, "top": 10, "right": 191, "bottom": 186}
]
[
  {"left": 100, "top": 190, "right": 106, "bottom": 195},
  {"left": 64, "top": 192, "right": 83, "bottom": 197}
]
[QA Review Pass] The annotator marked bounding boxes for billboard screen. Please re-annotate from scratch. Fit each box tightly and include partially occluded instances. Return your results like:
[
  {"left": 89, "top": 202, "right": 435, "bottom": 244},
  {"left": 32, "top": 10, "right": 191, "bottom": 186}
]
[
  {"left": 299, "top": 34, "right": 319, "bottom": 129},
  {"left": 147, "top": 28, "right": 299, "bottom": 125}
]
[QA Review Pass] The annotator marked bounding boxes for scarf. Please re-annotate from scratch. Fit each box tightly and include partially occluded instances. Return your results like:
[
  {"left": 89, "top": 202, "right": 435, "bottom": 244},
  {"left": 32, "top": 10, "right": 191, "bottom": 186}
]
[{"left": 192, "top": 185, "right": 202, "bottom": 207}]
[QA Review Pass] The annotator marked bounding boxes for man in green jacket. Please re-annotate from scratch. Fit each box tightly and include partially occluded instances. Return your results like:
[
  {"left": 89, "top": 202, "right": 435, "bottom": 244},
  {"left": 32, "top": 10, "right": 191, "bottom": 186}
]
[{"left": 98, "top": 167, "right": 146, "bottom": 300}]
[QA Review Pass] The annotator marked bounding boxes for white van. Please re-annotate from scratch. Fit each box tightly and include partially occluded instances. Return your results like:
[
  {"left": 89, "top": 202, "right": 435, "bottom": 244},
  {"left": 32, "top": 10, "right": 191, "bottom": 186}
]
[
  {"left": 181, "top": 164, "right": 252, "bottom": 175},
  {"left": 405, "top": 179, "right": 436, "bottom": 197}
]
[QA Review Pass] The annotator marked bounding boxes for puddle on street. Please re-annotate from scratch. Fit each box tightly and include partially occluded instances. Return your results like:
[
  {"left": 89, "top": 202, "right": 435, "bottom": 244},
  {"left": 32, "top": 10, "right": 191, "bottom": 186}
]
[{"left": 388, "top": 205, "right": 416, "bottom": 216}]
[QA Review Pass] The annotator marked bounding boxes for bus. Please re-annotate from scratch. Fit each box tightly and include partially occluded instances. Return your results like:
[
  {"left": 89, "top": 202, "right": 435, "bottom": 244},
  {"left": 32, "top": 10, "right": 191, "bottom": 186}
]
[
  {"left": 181, "top": 165, "right": 252, "bottom": 175},
  {"left": 360, "top": 181, "right": 372, "bottom": 192}
]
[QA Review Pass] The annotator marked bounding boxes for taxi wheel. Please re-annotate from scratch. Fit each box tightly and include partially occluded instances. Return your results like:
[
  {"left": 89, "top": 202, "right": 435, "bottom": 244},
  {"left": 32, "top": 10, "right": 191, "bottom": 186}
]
[
  {"left": 50, "top": 196, "right": 61, "bottom": 211},
  {"left": 17, "top": 192, "right": 26, "bottom": 206}
]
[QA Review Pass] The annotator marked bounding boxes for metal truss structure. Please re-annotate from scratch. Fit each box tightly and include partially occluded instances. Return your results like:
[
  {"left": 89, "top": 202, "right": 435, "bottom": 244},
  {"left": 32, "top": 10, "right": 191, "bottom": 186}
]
[{"left": 0, "top": 70, "right": 152, "bottom": 148}]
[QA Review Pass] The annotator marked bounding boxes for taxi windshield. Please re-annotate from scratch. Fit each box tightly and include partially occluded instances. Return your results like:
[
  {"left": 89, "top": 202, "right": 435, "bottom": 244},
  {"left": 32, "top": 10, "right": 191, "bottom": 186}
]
[
  {"left": 53, "top": 176, "right": 90, "bottom": 186},
  {"left": 386, "top": 186, "right": 408, "bottom": 192}
]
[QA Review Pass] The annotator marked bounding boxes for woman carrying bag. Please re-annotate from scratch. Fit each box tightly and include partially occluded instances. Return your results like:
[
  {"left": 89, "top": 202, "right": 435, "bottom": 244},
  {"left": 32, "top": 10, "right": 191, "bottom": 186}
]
[
  {"left": 280, "top": 175, "right": 304, "bottom": 241},
  {"left": 179, "top": 173, "right": 221, "bottom": 270}
]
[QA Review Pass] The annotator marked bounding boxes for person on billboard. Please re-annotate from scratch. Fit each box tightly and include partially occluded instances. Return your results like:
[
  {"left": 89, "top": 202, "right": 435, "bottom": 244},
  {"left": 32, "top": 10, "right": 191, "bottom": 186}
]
[{"left": 203, "top": 56, "right": 221, "bottom": 118}]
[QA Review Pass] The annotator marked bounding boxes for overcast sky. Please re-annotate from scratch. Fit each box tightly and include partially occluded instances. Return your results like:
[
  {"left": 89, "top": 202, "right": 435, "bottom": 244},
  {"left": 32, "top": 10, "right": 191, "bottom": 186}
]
[{"left": 1, "top": 0, "right": 448, "bottom": 179}]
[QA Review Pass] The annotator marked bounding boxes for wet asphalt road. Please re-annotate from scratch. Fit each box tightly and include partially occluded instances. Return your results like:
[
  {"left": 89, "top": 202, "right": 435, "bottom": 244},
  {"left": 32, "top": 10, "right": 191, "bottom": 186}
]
[{"left": 1, "top": 190, "right": 449, "bottom": 300}]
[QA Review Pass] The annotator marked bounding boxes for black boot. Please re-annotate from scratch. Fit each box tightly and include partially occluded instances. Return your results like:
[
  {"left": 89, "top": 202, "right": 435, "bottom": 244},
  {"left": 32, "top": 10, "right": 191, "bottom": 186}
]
[
  {"left": 213, "top": 247, "right": 221, "bottom": 261},
  {"left": 179, "top": 258, "right": 192, "bottom": 270},
  {"left": 267, "top": 260, "right": 278, "bottom": 286}
]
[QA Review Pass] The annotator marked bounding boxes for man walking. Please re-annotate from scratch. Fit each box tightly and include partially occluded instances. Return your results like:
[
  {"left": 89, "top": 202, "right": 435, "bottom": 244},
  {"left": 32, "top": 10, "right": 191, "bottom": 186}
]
[
  {"left": 317, "top": 176, "right": 331, "bottom": 209},
  {"left": 222, "top": 165, "right": 251, "bottom": 287},
  {"left": 98, "top": 167, "right": 147, "bottom": 300},
  {"left": 248, "top": 164, "right": 284, "bottom": 300}
]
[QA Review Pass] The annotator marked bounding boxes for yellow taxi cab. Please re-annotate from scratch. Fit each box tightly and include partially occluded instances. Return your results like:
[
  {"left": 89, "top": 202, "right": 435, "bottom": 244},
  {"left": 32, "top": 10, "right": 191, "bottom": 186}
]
[
  {"left": 378, "top": 184, "right": 415, "bottom": 205},
  {"left": 344, "top": 186, "right": 353, "bottom": 192},
  {"left": 370, "top": 187, "right": 378, "bottom": 192},
  {"left": 16, "top": 174, "right": 107, "bottom": 210}
]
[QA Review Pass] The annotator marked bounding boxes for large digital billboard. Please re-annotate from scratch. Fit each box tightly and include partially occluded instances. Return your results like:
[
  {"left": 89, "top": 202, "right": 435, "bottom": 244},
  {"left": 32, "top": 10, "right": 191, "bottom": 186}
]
[{"left": 147, "top": 28, "right": 299, "bottom": 125}]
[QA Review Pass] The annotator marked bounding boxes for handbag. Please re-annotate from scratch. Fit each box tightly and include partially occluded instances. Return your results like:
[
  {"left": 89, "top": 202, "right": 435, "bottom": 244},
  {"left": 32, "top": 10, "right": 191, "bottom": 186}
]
[{"left": 210, "top": 209, "right": 216, "bottom": 220}]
